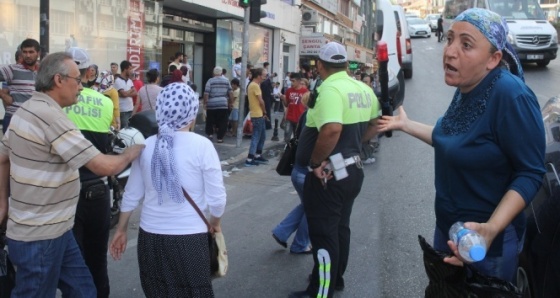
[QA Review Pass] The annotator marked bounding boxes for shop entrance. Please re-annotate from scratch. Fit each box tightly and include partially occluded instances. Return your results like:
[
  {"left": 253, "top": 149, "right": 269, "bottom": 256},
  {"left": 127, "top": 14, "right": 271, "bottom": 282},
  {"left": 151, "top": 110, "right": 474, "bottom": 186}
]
[{"left": 161, "top": 28, "right": 206, "bottom": 90}]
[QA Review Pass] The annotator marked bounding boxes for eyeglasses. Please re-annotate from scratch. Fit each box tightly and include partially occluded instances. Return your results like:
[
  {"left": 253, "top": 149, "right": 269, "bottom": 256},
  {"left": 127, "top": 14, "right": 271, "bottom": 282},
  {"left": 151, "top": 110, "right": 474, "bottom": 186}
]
[{"left": 62, "top": 74, "right": 82, "bottom": 85}]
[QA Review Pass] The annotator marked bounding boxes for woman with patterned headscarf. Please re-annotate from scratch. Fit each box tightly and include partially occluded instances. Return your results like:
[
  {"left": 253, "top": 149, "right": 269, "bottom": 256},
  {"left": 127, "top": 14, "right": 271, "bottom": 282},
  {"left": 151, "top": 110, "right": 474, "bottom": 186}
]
[
  {"left": 110, "top": 82, "right": 226, "bottom": 297},
  {"left": 378, "top": 8, "right": 545, "bottom": 282}
]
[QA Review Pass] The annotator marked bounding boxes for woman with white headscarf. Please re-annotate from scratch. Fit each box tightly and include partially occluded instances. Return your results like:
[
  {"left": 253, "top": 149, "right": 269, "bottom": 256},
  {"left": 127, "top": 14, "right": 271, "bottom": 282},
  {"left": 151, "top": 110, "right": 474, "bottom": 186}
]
[{"left": 110, "top": 82, "right": 226, "bottom": 297}]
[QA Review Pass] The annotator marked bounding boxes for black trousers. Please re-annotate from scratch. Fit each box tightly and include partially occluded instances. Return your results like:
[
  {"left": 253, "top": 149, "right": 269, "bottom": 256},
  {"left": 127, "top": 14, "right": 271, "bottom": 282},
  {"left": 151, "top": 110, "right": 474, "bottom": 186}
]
[
  {"left": 302, "top": 165, "right": 364, "bottom": 298},
  {"left": 205, "top": 109, "right": 229, "bottom": 140},
  {"left": 73, "top": 183, "right": 111, "bottom": 298}
]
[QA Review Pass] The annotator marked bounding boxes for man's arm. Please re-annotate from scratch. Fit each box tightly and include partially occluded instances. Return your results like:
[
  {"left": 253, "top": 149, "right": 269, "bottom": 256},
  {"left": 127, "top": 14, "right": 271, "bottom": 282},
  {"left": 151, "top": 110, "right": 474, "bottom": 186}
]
[
  {"left": 228, "top": 91, "right": 234, "bottom": 109},
  {"left": 203, "top": 93, "right": 209, "bottom": 109},
  {"left": 84, "top": 144, "right": 144, "bottom": 177},
  {"left": 258, "top": 95, "right": 266, "bottom": 117},
  {"left": 0, "top": 153, "right": 9, "bottom": 229},
  {"left": 362, "top": 118, "right": 379, "bottom": 142},
  {"left": 310, "top": 123, "right": 342, "bottom": 165}
]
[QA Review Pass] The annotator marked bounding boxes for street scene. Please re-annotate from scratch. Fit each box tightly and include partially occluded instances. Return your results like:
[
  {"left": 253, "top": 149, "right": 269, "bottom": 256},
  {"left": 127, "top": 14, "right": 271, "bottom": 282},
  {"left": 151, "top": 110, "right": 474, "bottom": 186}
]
[{"left": 105, "top": 37, "right": 560, "bottom": 297}]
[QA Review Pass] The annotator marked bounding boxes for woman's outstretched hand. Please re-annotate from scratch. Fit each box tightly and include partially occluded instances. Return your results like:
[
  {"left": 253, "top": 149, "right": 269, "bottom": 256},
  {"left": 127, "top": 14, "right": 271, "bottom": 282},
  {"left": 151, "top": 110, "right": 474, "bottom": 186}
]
[{"left": 377, "top": 106, "right": 408, "bottom": 133}]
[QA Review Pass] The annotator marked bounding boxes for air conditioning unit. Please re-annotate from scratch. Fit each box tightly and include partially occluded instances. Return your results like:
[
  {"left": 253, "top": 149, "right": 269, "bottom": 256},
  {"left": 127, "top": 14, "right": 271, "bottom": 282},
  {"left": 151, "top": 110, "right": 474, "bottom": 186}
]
[{"left": 302, "top": 9, "right": 319, "bottom": 25}]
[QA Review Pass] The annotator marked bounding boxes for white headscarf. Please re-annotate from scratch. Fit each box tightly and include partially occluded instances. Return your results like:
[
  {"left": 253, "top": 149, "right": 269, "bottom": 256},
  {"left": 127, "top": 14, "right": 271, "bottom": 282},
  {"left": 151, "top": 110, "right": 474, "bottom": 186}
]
[{"left": 151, "top": 82, "right": 199, "bottom": 204}]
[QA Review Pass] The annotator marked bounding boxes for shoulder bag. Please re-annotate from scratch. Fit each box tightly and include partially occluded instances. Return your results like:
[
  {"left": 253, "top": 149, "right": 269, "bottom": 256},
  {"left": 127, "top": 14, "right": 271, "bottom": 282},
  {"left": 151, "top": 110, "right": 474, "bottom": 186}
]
[{"left": 182, "top": 188, "right": 228, "bottom": 277}]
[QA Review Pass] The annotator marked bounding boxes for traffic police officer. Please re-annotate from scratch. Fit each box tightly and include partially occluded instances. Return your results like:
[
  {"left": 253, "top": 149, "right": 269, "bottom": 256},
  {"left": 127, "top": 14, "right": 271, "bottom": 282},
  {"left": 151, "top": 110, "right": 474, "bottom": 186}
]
[
  {"left": 65, "top": 48, "right": 114, "bottom": 298},
  {"left": 290, "top": 42, "right": 380, "bottom": 298}
]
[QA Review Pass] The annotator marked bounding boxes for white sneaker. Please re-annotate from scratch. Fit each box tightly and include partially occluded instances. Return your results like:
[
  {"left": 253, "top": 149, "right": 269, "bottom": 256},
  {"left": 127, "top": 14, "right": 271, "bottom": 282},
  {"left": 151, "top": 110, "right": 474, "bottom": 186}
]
[{"left": 363, "top": 157, "right": 376, "bottom": 164}]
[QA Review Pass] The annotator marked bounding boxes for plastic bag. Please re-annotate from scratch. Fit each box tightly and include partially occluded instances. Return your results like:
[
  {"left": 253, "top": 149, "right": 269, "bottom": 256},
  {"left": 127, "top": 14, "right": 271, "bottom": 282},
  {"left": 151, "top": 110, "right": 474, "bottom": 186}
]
[{"left": 418, "top": 235, "right": 521, "bottom": 298}]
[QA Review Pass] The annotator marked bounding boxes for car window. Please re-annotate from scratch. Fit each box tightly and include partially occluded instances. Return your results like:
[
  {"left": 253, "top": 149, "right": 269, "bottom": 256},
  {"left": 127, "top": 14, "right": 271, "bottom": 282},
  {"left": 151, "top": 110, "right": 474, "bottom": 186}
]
[
  {"left": 408, "top": 18, "right": 427, "bottom": 25},
  {"left": 376, "top": 10, "right": 384, "bottom": 40}
]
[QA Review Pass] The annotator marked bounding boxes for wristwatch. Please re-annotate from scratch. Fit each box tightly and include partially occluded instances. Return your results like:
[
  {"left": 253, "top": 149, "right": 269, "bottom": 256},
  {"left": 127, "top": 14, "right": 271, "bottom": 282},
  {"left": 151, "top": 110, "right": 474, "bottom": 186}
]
[{"left": 309, "top": 160, "right": 321, "bottom": 170}]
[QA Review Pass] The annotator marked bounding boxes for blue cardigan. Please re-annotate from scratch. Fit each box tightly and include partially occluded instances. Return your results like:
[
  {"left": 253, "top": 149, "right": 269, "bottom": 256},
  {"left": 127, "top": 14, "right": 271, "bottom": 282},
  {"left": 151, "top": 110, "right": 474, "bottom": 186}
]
[{"left": 432, "top": 67, "right": 545, "bottom": 257}]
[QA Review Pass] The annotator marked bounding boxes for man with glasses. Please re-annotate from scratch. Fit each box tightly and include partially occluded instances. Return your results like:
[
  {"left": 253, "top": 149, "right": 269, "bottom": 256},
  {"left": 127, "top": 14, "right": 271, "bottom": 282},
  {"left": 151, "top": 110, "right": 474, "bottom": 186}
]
[
  {"left": 0, "top": 52, "right": 143, "bottom": 297},
  {"left": 0, "top": 38, "right": 41, "bottom": 134},
  {"left": 281, "top": 73, "right": 309, "bottom": 143}
]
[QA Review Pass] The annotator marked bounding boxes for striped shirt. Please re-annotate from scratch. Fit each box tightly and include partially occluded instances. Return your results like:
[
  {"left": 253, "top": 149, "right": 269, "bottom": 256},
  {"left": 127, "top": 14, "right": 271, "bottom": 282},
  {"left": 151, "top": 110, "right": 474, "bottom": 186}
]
[
  {"left": 0, "top": 63, "right": 37, "bottom": 115},
  {"left": 204, "top": 76, "right": 232, "bottom": 110},
  {"left": 0, "top": 92, "right": 100, "bottom": 241}
]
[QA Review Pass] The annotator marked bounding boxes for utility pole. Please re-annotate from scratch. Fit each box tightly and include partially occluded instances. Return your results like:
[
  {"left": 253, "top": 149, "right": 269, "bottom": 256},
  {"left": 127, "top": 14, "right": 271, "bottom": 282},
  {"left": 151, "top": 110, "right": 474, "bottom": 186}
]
[
  {"left": 236, "top": 6, "right": 251, "bottom": 148},
  {"left": 40, "top": 0, "right": 49, "bottom": 58}
]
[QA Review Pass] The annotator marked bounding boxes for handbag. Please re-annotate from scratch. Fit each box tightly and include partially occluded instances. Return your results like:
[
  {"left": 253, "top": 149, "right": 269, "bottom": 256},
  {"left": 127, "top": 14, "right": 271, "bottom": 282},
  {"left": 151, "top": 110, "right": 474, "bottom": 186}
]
[
  {"left": 418, "top": 235, "right": 521, "bottom": 298},
  {"left": 276, "top": 138, "right": 297, "bottom": 176},
  {"left": 182, "top": 188, "right": 228, "bottom": 277}
]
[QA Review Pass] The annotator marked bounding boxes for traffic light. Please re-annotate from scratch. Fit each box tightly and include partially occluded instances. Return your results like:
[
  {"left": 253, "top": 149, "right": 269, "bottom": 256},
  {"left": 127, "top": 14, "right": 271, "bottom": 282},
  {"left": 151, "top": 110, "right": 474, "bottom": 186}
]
[
  {"left": 250, "top": 0, "right": 267, "bottom": 23},
  {"left": 239, "top": 0, "right": 250, "bottom": 8}
]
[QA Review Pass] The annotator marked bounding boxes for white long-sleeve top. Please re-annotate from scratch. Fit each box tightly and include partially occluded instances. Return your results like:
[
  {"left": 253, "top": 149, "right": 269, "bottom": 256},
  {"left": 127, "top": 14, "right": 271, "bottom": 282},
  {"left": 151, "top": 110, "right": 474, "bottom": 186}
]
[{"left": 121, "top": 132, "right": 226, "bottom": 235}]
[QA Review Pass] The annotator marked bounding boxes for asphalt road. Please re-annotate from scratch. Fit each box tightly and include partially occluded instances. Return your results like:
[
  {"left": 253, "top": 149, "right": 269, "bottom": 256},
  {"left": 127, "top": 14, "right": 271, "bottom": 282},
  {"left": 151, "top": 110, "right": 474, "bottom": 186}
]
[{"left": 106, "top": 37, "right": 560, "bottom": 298}]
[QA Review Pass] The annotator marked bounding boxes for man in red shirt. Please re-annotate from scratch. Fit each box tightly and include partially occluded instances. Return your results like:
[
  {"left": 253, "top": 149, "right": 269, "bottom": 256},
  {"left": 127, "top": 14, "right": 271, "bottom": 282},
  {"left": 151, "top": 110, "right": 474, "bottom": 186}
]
[{"left": 281, "top": 73, "right": 309, "bottom": 143}]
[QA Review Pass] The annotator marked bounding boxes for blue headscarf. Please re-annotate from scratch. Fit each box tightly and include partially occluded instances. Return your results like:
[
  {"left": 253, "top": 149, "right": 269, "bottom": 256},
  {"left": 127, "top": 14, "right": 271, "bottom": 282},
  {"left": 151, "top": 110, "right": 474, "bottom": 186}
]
[
  {"left": 454, "top": 8, "right": 524, "bottom": 81},
  {"left": 151, "top": 82, "right": 199, "bottom": 205}
]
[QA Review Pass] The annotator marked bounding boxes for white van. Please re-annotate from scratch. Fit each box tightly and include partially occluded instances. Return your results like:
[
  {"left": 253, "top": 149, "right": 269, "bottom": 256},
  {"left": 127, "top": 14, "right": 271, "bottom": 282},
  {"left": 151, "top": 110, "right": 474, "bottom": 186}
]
[
  {"left": 375, "top": 0, "right": 406, "bottom": 109},
  {"left": 442, "top": 0, "right": 558, "bottom": 67},
  {"left": 394, "top": 5, "right": 414, "bottom": 79}
]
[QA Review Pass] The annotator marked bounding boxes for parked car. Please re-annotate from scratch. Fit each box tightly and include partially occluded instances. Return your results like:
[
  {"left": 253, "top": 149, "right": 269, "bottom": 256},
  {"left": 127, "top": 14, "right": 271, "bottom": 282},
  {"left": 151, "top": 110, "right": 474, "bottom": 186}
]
[
  {"left": 407, "top": 18, "right": 431, "bottom": 38},
  {"left": 375, "top": 0, "right": 406, "bottom": 110},
  {"left": 393, "top": 5, "right": 413, "bottom": 79},
  {"left": 424, "top": 14, "right": 439, "bottom": 32}
]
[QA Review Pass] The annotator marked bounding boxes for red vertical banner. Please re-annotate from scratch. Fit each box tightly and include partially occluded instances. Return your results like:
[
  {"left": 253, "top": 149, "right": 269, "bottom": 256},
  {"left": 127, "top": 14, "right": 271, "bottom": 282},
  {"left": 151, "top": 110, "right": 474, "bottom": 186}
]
[
  {"left": 263, "top": 31, "right": 269, "bottom": 63},
  {"left": 127, "top": 0, "right": 145, "bottom": 79}
]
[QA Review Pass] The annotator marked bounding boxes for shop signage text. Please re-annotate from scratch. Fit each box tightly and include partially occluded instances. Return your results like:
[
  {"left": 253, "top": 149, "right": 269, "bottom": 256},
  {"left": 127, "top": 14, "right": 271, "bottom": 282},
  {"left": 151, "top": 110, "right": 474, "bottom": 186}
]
[
  {"left": 299, "top": 36, "right": 329, "bottom": 55},
  {"left": 127, "top": 0, "right": 145, "bottom": 79}
]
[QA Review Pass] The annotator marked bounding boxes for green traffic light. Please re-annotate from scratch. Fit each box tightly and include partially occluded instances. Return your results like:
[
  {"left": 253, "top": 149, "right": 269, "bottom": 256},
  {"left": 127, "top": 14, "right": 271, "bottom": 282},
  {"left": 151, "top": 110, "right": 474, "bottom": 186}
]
[{"left": 239, "top": 0, "right": 250, "bottom": 8}]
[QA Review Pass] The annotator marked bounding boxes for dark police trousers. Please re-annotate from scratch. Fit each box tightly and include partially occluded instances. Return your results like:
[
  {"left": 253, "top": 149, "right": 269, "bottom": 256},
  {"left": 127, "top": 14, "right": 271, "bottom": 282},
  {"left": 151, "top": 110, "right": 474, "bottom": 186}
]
[
  {"left": 73, "top": 178, "right": 111, "bottom": 298},
  {"left": 302, "top": 165, "right": 364, "bottom": 298}
]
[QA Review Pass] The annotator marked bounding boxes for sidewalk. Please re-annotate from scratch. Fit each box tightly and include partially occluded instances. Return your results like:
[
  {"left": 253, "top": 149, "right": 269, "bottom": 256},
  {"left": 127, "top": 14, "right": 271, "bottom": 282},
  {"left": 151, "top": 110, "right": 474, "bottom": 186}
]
[{"left": 192, "top": 112, "right": 286, "bottom": 170}]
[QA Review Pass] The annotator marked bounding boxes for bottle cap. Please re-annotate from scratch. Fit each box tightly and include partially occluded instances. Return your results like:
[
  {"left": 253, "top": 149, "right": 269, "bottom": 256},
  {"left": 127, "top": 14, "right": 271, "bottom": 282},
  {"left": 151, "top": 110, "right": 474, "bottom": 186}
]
[{"left": 469, "top": 245, "right": 486, "bottom": 262}]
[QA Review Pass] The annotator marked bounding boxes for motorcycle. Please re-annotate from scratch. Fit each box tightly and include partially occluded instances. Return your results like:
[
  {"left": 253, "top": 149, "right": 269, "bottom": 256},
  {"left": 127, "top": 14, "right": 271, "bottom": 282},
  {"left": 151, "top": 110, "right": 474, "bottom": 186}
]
[
  {"left": 108, "top": 110, "right": 158, "bottom": 228},
  {"left": 517, "top": 95, "right": 560, "bottom": 298}
]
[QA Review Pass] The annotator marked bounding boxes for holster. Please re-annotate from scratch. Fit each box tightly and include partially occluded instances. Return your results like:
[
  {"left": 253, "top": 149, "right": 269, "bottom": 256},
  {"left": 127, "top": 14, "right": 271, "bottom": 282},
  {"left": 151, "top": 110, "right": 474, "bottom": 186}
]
[{"left": 80, "top": 179, "right": 108, "bottom": 201}]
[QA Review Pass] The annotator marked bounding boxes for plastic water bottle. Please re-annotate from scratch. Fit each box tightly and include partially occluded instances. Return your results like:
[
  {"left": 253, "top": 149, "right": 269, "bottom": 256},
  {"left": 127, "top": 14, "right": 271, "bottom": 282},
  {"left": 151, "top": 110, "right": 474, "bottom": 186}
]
[{"left": 448, "top": 222, "right": 487, "bottom": 263}]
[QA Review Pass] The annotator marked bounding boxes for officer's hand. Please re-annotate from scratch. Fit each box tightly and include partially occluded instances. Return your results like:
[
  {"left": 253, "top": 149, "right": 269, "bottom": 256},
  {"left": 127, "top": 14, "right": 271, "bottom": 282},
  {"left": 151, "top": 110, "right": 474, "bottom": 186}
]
[{"left": 124, "top": 144, "right": 145, "bottom": 161}]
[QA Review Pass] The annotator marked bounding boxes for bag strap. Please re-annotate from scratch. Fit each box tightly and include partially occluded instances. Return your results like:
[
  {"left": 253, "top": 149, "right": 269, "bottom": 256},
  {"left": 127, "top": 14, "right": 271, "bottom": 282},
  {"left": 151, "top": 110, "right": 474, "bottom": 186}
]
[
  {"left": 145, "top": 86, "right": 154, "bottom": 110},
  {"left": 182, "top": 188, "right": 212, "bottom": 233}
]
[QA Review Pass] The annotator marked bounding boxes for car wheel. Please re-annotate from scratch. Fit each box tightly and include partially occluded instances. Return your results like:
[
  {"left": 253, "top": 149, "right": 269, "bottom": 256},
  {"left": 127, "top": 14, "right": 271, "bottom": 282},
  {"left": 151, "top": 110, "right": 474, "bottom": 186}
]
[
  {"left": 404, "top": 68, "right": 413, "bottom": 79},
  {"left": 537, "top": 60, "right": 550, "bottom": 67},
  {"left": 517, "top": 266, "right": 532, "bottom": 298},
  {"left": 427, "top": 35, "right": 431, "bottom": 38}
]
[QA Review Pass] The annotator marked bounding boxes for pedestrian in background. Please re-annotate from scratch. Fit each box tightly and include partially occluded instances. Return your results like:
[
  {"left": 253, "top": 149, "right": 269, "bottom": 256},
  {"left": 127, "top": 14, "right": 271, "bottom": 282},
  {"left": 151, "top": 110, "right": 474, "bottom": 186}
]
[
  {"left": 203, "top": 66, "right": 233, "bottom": 143},
  {"left": 245, "top": 68, "right": 269, "bottom": 167},
  {"left": 289, "top": 42, "right": 380, "bottom": 298},
  {"left": 0, "top": 38, "right": 41, "bottom": 134},
  {"left": 378, "top": 8, "right": 545, "bottom": 283},
  {"left": 281, "top": 73, "right": 308, "bottom": 143},
  {"left": 228, "top": 78, "right": 240, "bottom": 137},
  {"left": 135, "top": 68, "right": 162, "bottom": 113},
  {"left": 110, "top": 82, "right": 226, "bottom": 298},
  {"left": 114, "top": 60, "right": 137, "bottom": 128}
]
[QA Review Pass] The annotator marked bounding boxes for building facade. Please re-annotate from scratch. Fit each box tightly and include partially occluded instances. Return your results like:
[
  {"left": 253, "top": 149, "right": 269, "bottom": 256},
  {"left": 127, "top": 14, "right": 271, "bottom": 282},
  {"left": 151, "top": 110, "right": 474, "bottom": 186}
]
[{"left": 0, "top": 0, "right": 302, "bottom": 88}]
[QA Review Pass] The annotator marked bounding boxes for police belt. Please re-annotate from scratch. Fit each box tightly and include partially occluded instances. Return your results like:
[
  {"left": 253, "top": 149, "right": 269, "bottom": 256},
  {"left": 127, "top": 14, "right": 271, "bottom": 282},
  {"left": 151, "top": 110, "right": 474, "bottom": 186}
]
[{"left": 80, "top": 177, "right": 109, "bottom": 201}]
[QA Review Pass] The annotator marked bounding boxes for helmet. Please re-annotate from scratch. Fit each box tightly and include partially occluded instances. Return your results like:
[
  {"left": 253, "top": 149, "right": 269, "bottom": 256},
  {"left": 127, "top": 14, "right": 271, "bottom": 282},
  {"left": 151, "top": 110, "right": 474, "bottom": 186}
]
[
  {"left": 96, "top": 70, "right": 114, "bottom": 92},
  {"left": 112, "top": 127, "right": 145, "bottom": 154},
  {"left": 66, "top": 47, "right": 90, "bottom": 69}
]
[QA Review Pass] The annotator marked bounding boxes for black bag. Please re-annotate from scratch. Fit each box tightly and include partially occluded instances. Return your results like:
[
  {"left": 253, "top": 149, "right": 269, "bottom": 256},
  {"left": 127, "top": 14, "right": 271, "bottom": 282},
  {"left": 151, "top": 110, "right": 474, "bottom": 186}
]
[
  {"left": 276, "top": 138, "right": 297, "bottom": 176},
  {"left": 418, "top": 235, "right": 521, "bottom": 298},
  {"left": 207, "top": 233, "right": 219, "bottom": 274},
  {"left": 1, "top": 234, "right": 15, "bottom": 298}
]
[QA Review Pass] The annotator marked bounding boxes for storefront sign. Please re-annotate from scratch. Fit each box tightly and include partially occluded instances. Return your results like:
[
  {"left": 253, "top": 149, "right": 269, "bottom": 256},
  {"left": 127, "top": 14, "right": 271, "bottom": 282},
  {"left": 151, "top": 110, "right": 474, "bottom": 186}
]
[
  {"left": 263, "top": 31, "right": 270, "bottom": 62},
  {"left": 299, "top": 36, "right": 329, "bottom": 55},
  {"left": 127, "top": 0, "right": 145, "bottom": 78}
]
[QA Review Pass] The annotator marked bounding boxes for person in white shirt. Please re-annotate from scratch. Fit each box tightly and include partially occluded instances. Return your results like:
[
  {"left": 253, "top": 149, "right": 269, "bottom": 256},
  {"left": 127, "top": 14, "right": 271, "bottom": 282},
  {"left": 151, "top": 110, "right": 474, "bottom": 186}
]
[
  {"left": 113, "top": 60, "right": 137, "bottom": 127},
  {"left": 110, "top": 82, "right": 226, "bottom": 297},
  {"left": 272, "top": 82, "right": 281, "bottom": 113},
  {"left": 232, "top": 57, "right": 242, "bottom": 79}
]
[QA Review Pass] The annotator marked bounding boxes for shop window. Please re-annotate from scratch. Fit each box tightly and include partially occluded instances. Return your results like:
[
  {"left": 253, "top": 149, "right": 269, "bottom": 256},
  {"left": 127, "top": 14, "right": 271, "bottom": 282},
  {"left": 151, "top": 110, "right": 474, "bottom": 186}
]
[{"left": 283, "top": 45, "right": 290, "bottom": 53}]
